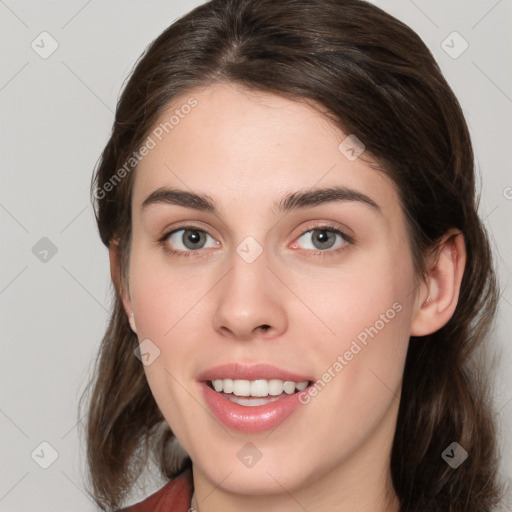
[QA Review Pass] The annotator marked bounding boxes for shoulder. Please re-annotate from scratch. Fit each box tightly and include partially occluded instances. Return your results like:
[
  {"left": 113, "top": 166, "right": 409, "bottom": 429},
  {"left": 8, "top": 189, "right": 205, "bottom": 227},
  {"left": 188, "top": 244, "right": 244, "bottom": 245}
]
[{"left": 117, "top": 467, "right": 193, "bottom": 512}]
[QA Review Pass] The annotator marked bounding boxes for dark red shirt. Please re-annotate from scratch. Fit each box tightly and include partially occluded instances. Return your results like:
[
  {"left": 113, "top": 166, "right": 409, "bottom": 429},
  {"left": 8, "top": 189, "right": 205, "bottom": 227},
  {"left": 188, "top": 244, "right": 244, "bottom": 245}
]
[{"left": 119, "top": 467, "right": 193, "bottom": 512}]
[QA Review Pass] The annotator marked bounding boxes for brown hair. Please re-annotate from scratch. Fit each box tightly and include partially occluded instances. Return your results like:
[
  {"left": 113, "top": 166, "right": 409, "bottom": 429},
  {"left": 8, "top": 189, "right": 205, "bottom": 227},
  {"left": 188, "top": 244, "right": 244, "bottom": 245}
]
[{"left": 82, "top": 0, "right": 504, "bottom": 510}]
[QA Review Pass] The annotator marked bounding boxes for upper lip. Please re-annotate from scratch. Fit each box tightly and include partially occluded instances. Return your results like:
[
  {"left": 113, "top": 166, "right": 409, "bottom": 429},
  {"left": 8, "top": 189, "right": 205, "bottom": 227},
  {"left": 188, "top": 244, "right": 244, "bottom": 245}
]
[{"left": 197, "top": 363, "right": 313, "bottom": 383}]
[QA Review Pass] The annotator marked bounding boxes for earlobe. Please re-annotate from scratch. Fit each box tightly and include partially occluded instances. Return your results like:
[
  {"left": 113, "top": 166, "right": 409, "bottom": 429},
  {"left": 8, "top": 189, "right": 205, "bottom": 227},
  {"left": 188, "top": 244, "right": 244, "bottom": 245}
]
[
  {"left": 410, "top": 230, "right": 466, "bottom": 337},
  {"left": 108, "top": 241, "right": 137, "bottom": 334},
  {"left": 128, "top": 311, "right": 137, "bottom": 334}
]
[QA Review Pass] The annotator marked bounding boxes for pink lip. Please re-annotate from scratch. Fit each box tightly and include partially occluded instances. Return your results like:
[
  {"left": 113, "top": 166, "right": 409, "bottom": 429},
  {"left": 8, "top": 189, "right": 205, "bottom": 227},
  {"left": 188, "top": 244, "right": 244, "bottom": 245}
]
[
  {"left": 200, "top": 382, "right": 311, "bottom": 433},
  {"left": 196, "top": 363, "right": 313, "bottom": 383},
  {"left": 197, "top": 363, "right": 314, "bottom": 433}
]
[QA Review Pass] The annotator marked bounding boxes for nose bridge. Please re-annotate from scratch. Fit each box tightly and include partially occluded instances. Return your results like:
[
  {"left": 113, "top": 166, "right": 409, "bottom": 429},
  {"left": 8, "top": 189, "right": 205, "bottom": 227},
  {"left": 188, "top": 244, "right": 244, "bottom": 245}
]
[{"left": 230, "top": 235, "right": 269, "bottom": 296}]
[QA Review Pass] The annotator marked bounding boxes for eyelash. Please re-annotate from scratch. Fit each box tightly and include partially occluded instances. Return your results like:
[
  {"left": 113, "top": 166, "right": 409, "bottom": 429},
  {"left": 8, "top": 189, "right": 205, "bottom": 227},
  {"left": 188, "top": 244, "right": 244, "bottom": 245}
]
[{"left": 157, "top": 222, "right": 354, "bottom": 259}]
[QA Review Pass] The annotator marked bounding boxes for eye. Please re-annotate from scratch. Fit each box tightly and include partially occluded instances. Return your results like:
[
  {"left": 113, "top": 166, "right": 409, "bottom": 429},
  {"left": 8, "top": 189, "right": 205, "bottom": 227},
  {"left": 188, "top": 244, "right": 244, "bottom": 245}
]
[
  {"left": 158, "top": 223, "right": 353, "bottom": 258},
  {"left": 160, "top": 227, "right": 219, "bottom": 256},
  {"left": 292, "top": 224, "right": 352, "bottom": 254}
]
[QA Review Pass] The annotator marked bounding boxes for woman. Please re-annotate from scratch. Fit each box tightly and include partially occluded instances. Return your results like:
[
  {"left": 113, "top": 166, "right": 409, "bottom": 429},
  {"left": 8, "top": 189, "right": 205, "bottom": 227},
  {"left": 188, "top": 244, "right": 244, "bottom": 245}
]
[{"left": 83, "top": 0, "right": 504, "bottom": 510}]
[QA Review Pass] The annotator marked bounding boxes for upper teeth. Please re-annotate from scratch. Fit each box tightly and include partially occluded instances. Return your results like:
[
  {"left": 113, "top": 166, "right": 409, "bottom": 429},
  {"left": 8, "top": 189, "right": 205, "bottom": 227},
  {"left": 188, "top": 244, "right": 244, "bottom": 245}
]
[{"left": 211, "top": 379, "right": 309, "bottom": 397}]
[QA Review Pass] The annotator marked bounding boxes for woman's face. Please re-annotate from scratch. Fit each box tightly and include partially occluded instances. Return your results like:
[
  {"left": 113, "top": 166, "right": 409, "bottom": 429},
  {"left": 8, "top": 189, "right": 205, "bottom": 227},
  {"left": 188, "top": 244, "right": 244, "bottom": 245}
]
[{"left": 123, "top": 81, "right": 421, "bottom": 502}]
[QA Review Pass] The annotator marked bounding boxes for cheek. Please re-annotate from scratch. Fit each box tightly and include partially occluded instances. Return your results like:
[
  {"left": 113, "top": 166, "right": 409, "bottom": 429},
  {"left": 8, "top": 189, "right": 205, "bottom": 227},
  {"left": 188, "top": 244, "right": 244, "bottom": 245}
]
[
  {"left": 128, "top": 247, "right": 205, "bottom": 340},
  {"left": 302, "top": 245, "right": 414, "bottom": 395},
  {"left": 126, "top": 247, "right": 215, "bottom": 398},
  {"left": 301, "top": 245, "right": 412, "bottom": 337},
  {"left": 126, "top": 250, "right": 204, "bottom": 421}
]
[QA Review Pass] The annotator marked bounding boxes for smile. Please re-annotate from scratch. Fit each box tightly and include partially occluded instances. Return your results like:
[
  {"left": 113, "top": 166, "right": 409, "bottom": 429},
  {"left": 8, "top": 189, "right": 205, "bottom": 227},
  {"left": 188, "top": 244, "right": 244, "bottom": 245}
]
[{"left": 197, "top": 363, "right": 316, "bottom": 433}]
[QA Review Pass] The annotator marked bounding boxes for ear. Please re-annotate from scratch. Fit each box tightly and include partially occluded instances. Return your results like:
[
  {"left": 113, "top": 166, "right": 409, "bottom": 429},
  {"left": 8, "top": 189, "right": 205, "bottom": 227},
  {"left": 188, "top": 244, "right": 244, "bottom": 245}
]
[
  {"left": 109, "top": 240, "right": 137, "bottom": 334},
  {"left": 410, "top": 229, "right": 466, "bottom": 337}
]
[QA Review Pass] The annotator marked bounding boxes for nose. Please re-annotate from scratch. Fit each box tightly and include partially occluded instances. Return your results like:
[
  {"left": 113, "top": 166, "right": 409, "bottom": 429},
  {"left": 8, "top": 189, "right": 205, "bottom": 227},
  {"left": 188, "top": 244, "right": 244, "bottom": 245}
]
[{"left": 211, "top": 247, "right": 288, "bottom": 341}]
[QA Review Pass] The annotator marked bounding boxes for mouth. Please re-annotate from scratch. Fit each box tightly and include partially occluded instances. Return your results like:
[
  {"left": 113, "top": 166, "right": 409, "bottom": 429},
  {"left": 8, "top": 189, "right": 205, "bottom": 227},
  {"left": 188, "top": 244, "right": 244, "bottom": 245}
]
[
  {"left": 206, "top": 378, "right": 312, "bottom": 407},
  {"left": 197, "top": 363, "right": 315, "bottom": 432}
]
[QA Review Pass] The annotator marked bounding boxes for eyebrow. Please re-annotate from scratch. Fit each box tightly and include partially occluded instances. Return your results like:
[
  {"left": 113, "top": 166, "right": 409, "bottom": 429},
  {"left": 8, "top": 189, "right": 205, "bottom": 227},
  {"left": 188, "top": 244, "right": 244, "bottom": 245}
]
[{"left": 141, "top": 185, "right": 381, "bottom": 215}]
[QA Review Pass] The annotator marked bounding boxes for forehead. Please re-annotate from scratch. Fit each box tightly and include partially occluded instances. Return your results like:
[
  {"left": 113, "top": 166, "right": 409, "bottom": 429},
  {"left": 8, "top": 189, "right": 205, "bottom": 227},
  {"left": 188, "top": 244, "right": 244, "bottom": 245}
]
[{"left": 132, "top": 81, "right": 399, "bottom": 218}]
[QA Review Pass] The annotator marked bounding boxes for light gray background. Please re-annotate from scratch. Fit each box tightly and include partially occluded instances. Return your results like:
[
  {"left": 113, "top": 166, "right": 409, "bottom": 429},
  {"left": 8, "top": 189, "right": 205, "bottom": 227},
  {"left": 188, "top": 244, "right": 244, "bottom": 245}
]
[{"left": 1, "top": 1, "right": 511, "bottom": 510}]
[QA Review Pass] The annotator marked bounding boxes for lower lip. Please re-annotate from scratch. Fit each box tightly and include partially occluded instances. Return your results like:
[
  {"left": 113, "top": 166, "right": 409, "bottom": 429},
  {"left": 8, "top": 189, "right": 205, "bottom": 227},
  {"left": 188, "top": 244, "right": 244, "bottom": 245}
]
[{"left": 200, "top": 382, "right": 307, "bottom": 433}]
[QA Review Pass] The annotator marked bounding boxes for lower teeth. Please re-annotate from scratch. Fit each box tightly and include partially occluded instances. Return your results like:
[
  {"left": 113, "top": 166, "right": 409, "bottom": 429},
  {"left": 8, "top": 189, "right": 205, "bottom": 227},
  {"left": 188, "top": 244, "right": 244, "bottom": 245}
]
[{"left": 222, "top": 392, "right": 285, "bottom": 407}]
